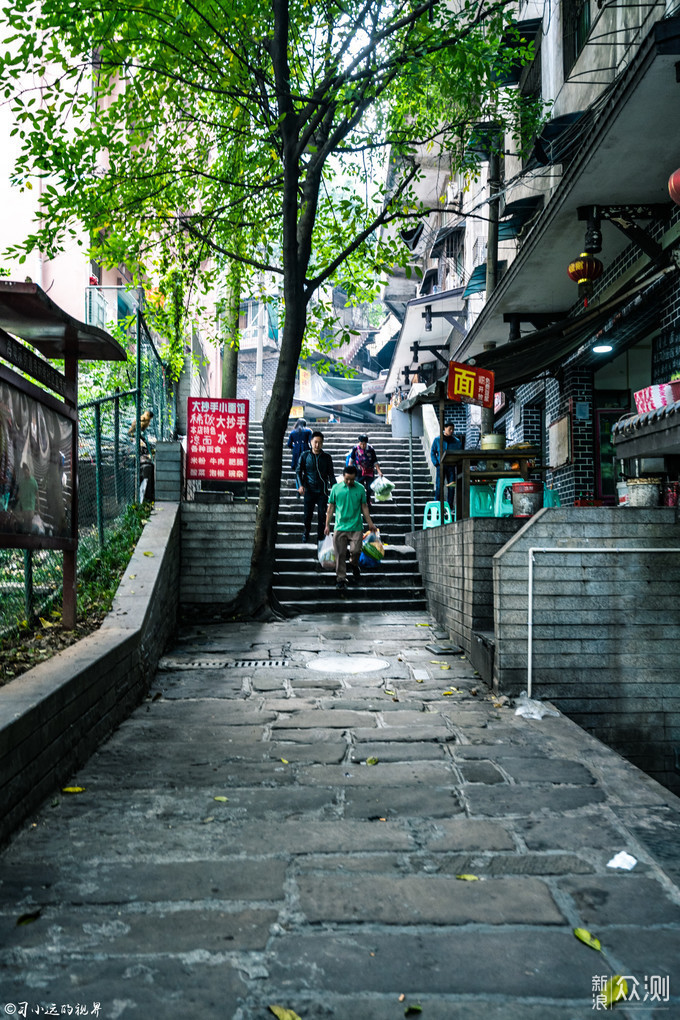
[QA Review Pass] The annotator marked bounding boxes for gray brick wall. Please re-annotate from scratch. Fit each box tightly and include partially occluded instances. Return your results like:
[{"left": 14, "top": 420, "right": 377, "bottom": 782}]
[
  {"left": 493, "top": 506, "right": 680, "bottom": 793},
  {"left": 180, "top": 503, "right": 257, "bottom": 604}
]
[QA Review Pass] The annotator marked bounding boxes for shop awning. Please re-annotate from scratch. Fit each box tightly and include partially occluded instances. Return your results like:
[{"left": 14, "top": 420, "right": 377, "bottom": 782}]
[
  {"left": 0, "top": 281, "right": 127, "bottom": 361},
  {"left": 384, "top": 286, "right": 466, "bottom": 393},
  {"left": 470, "top": 267, "right": 674, "bottom": 389}
]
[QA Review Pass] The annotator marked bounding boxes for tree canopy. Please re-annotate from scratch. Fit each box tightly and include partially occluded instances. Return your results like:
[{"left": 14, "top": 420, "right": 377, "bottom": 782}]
[{"left": 0, "top": 0, "right": 539, "bottom": 614}]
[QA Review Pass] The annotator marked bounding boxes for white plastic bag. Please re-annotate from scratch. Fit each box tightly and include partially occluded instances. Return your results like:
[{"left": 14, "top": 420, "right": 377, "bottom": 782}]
[
  {"left": 514, "top": 691, "right": 560, "bottom": 720},
  {"left": 318, "top": 533, "right": 336, "bottom": 570},
  {"left": 370, "top": 475, "right": 395, "bottom": 501}
]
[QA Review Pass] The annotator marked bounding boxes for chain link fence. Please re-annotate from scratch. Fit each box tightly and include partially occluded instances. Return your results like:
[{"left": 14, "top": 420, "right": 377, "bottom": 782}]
[{"left": 0, "top": 313, "right": 174, "bottom": 639}]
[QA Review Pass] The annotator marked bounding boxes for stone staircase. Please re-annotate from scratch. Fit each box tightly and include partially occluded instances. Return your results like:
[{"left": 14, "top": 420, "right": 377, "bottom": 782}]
[{"left": 248, "top": 422, "right": 432, "bottom": 614}]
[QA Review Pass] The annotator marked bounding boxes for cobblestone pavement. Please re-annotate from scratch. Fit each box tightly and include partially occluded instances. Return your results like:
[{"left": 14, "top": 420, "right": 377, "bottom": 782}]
[{"left": 1, "top": 611, "right": 680, "bottom": 1019}]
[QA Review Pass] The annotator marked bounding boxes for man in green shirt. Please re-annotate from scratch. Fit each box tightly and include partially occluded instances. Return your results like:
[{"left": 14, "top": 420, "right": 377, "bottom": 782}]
[{"left": 325, "top": 463, "right": 376, "bottom": 591}]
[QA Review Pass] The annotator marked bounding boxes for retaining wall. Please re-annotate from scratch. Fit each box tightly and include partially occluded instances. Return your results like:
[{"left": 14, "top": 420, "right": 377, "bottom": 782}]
[
  {"left": 493, "top": 506, "right": 680, "bottom": 793},
  {"left": 180, "top": 502, "right": 257, "bottom": 605},
  {"left": 0, "top": 503, "right": 181, "bottom": 846}
]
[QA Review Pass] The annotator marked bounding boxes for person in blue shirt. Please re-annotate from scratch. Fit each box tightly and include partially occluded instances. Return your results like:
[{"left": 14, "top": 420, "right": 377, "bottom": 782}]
[
  {"left": 430, "top": 423, "right": 462, "bottom": 505},
  {"left": 287, "top": 418, "right": 312, "bottom": 473}
]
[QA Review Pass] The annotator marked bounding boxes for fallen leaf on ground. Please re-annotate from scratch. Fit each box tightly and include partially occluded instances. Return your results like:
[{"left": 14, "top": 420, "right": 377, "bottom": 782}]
[
  {"left": 416, "top": 678, "right": 424, "bottom": 683},
  {"left": 143, "top": 551, "right": 154, "bottom": 557},
  {"left": 440, "top": 664, "right": 451, "bottom": 670},
  {"left": 129, "top": 574, "right": 136, "bottom": 579},
  {"left": 61, "top": 786, "right": 85, "bottom": 794},
  {"left": 405, "top": 1006, "right": 423, "bottom": 1016},
  {"left": 280, "top": 758, "right": 289, "bottom": 764},
  {"left": 415, "top": 623, "right": 431, "bottom": 627},
  {"left": 574, "top": 927, "right": 601, "bottom": 951},
  {"left": 202, "top": 816, "right": 214, "bottom": 824},
  {"left": 16, "top": 909, "right": 41, "bottom": 926},
  {"left": 366, "top": 757, "right": 379, "bottom": 766},
  {"left": 384, "top": 689, "right": 396, "bottom": 696},
  {"left": 455, "top": 874, "right": 480, "bottom": 881},
  {"left": 601, "top": 976, "right": 628, "bottom": 1007},
  {"left": 213, "top": 796, "right": 228, "bottom": 802},
  {"left": 268, "top": 1007, "right": 302, "bottom": 1020},
  {"left": 442, "top": 690, "right": 455, "bottom": 696}
]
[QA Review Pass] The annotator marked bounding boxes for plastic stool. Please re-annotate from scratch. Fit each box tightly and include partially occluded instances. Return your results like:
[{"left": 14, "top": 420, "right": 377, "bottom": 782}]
[
  {"left": 469, "top": 484, "right": 495, "bottom": 517},
  {"left": 493, "top": 477, "right": 517, "bottom": 517},
  {"left": 543, "top": 486, "right": 561, "bottom": 507},
  {"left": 423, "top": 500, "right": 453, "bottom": 529}
]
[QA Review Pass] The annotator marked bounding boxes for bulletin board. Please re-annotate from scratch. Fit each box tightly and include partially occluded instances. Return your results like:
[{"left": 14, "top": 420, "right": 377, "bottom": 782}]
[{"left": 548, "top": 413, "right": 571, "bottom": 468}]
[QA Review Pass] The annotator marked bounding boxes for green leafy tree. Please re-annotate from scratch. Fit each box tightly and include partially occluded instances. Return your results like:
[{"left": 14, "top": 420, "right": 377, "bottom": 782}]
[{"left": 1, "top": 0, "right": 539, "bottom": 616}]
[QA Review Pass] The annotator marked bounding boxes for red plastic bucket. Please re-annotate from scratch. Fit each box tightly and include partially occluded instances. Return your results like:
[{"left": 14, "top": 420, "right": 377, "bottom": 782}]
[{"left": 512, "top": 481, "right": 543, "bottom": 518}]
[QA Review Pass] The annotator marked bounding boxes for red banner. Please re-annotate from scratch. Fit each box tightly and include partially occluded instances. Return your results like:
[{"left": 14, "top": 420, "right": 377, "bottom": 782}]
[
  {"left": 447, "top": 361, "right": 495, "bottom": 408},
  {"left": 186, "top": 397, "right": 249, "bottom": 481}
]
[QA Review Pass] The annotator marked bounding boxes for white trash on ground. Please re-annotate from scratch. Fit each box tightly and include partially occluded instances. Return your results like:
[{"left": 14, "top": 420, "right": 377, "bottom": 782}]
[{"left": 514, "top": 691, "right": 561, "bottom": 720}]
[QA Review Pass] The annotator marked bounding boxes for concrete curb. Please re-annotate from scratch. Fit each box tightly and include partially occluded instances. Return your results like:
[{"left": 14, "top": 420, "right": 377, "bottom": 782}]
[{"left": 0, "top": 503, "right": 181, "bottom": 845}]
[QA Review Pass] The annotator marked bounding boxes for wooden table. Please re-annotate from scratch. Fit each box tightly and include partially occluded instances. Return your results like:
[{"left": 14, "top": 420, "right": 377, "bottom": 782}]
[{"left": 441, "top": 448, "right": 542, "bottom": 521}]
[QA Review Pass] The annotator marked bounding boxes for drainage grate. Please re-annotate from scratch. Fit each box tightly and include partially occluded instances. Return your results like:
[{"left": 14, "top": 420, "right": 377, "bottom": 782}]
[{"left": 159, "top": 658, "right": 289, "bottom": 670}]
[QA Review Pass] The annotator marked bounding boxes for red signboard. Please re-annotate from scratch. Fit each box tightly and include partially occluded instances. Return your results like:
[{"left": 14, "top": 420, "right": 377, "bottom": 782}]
[
  {"left": 447, "top": 361, "right": 495, "bottom": 408},
  {"left": 186, "top": 397, "right": 249, "bottom": 481}
]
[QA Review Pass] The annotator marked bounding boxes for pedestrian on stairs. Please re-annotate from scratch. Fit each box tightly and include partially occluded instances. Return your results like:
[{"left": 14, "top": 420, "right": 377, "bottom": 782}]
[
  {"left": 287, "top": 418, "right": 312, "bottom": 474},
  {"left": 346, "top": 434, "right": 382, "bottom": 511},
  {"left": 431, "top": 422, "right": 462, "bottom": 507},
  {"left": 296, "top": 431, "right": 336, "bottom": 545},
  {"left": 325, "top": 463, "right": 377, "bottom": 591}
]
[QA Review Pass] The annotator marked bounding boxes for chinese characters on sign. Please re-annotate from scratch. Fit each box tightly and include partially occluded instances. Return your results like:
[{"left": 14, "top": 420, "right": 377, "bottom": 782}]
[
  {"left": 186, "top": 398, "right": 249, "bottom": 482},
  {"left": 447, "top": 361, "right": 495, "bottom": 409}
]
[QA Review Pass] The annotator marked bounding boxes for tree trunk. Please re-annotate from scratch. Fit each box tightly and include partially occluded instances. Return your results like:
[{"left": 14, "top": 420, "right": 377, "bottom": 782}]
[{"left": 228, "top": 301, "right": 307, "bottom": 619}]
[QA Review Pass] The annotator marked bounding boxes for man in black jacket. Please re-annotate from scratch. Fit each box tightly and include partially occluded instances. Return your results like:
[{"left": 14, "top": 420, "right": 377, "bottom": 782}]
[{"left": 296, "top": 431, "right": 336, "bottom": 544}]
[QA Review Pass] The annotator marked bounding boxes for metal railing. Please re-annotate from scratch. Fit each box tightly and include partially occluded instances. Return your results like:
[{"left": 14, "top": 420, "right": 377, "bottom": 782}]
[{"left": 0, "top": 312, "right": 174, "bottom": 642}]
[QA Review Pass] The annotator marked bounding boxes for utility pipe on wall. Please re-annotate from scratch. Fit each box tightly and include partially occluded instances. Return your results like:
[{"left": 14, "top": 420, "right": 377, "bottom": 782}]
[{"left": 526, "top": 546, "right": 680, "bottom": 699}]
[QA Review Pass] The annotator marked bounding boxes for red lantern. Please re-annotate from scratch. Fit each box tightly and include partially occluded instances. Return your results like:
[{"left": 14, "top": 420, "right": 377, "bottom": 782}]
[
  {"left": 567, "top": 253, "right": 603, "bottom": 285},
  {"left": 669, "top": 169, "right": 680, "bottom": 206},
  {"left": 568, "top": 252, "right": 603, "bottom": 307}
]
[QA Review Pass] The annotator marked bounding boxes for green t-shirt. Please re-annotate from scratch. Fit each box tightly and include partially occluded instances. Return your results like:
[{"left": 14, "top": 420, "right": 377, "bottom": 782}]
[{"left": 329, "top": 479, "right": 366, "bottom": 532}]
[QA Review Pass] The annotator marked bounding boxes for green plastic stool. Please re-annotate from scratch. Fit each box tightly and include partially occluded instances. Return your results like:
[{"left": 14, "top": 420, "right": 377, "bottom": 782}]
[
  {"left": 423, "top": 500, "right": 453, "bottom": 529},
  {"left": 469, "top": 484, "right": 495, "bottom": 517}
]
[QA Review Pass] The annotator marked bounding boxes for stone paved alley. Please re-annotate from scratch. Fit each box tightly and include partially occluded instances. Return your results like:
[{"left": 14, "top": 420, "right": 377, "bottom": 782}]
[{"left": 1, "top": 610, "right": 680, "bottom": 1019}]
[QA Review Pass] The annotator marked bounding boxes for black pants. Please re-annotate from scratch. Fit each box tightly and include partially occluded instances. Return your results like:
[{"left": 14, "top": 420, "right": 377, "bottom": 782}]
[
  {"left": 303, "top": 488, "right": 328, "bottom": 541},
  {"left": 358, "top": 472, "right": 373, "bottom": 510}
]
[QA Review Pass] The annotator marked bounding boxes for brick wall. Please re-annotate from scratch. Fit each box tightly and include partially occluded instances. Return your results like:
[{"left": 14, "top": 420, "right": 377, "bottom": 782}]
[
  {"left": 180, "top": 502, "right": 257, "bottom": 605},
  {"left": 493, "top": 506, "right": 680, "bottom": 793},
  {"left": 409, "top": 517, "right": 523, "bottom": 653},
  {"left": 0, "top": 504, "right": 181, "bottom": 846}
]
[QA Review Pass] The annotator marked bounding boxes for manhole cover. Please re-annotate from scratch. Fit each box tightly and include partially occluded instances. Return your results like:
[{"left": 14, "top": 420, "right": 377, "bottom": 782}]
[{"left": 307, "top": 655, "right": 390, "bottom": 674}]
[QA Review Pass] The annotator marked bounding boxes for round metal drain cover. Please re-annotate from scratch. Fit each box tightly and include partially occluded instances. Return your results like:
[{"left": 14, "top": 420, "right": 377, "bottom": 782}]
[{"left": 307, "top": 655, "right": 390, "bottom": 674}]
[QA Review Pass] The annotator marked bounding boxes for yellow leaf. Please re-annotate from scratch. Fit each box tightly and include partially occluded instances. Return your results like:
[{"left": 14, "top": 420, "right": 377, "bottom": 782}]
[
  {"left": 442, "top": 690, "right": 455, "bottom": 696},
  {"left": 280, "top": 758, "right": 289, "bottom": 764},
  {"left": 430, "top": 660, "right": 446, "bottom": 664},
  {"left": 415, "top": 623, "right": 431, "bottom": 627},
  {"left": 268, "top": 1008, "right": 302, "bottom": 1020},
  {"left": 366, "top": 757, "right": 379, "bottom": 766},
  {"left": 455, "top": 874, "right": 479, "bottom": 881},
  {"left": 129, "top": 574, "right": 136, "bottom": 579},
  {"left": 61, "top": 786, "right": 85, "bottom": 794},
  {"left": 384, "top": 689, "right": 396, "bottom": 696},
  {"left": 416, "top": 678, "right": 424, "bottom": 683},
  {"left": 440, "top": 664, "right": 451, "bottom": 670},
  {"left": 143, "top": 551, "right": 154, "bottom": 557},
  {"left": 203, "top": 816, "right": 214, "bottom": 824},
  {"left": 573, "top": 927, "right": 601, "bottom": 952},
  {"left": 602, "top": 976, "right": 628, "bottom": 1007},
  {"left": 213, "top": 796, "right": 228, "bottom": 802}
]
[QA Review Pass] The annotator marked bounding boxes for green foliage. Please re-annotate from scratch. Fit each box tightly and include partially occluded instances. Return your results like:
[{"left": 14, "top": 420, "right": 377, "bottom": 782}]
[{"left": 0, "top": 0, "right": 540, "bottom": 345}]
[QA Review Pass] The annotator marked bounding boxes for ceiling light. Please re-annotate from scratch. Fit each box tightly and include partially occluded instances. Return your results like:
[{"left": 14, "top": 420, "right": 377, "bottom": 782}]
[{"left": 592, "top": 344, "right": 613, "bottom": 353}]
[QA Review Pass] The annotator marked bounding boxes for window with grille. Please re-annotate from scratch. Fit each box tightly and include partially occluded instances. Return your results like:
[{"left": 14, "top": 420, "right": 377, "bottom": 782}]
[{"left": 563, "top": 0, "right": 591, "bottom": 77}]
